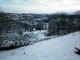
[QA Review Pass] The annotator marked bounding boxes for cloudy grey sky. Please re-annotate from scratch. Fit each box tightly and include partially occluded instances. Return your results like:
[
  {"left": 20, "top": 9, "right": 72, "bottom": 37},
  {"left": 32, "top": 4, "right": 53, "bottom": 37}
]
[{"left": 0, "top": 0, "right": 80, "bottom": 13}]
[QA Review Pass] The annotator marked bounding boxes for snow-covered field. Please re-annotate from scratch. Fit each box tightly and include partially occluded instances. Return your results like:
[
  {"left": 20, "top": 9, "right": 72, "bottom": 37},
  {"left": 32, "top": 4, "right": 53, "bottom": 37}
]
[
  {"left": 0, "top": 31, "right": 80, "bottom": 60},
  {"left": 32, "top": 30, "right": 60, "bottom": 41}
]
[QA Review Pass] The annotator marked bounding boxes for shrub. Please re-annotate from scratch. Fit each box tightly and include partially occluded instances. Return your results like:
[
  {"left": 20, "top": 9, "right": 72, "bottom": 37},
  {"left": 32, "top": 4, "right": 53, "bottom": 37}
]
[{"left": 0, "top": 32, "right": 38, "bottom": 50}]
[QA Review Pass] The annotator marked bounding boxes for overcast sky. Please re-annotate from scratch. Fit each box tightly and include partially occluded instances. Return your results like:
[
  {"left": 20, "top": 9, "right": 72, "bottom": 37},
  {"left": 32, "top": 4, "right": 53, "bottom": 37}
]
[{"left": 0, "top": 0, "right": 80, "bottom": 13}]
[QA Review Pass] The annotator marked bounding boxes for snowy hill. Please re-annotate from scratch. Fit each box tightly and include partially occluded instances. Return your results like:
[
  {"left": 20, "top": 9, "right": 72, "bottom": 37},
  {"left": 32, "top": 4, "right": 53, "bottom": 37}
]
[{"left": 0, "top": 31, "right": 80, "bottom": 60}]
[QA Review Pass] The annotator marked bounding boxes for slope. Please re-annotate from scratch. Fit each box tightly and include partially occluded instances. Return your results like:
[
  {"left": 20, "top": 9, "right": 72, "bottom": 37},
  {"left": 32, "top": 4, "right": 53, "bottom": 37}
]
[{"left": 0, "top": 31, "right": 80, "bottom": 60}]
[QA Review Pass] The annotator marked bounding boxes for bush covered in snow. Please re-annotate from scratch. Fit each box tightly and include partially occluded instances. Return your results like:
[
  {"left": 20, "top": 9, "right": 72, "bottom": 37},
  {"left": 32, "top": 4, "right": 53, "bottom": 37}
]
[{"left": 0, "top": 32, "right": 38, "bottom": 50}]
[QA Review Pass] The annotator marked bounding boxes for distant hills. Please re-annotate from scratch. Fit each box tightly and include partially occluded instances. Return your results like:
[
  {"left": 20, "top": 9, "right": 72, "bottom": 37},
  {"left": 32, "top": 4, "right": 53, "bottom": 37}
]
[{"left": 73, "top": 10, "right": 80, "bottom": 15}]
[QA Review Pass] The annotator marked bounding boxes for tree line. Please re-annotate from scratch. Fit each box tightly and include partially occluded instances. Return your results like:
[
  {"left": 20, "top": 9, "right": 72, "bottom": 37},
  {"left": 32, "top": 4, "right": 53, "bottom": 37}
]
[{"left": 47, "top": 12, "right": 80, "bottom": 35}]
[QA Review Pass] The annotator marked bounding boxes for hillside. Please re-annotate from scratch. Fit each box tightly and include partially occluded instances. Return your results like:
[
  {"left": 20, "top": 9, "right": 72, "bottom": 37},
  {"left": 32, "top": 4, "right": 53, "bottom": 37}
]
[{"left": 0, "top": 31, "right": 80, "bottom": 60}]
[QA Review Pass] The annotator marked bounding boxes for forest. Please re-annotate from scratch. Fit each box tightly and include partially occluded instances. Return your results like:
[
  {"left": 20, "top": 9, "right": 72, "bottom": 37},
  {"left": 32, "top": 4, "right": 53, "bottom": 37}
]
[{"left": 0, "top": 8, "right": 80, "bottom": 50}]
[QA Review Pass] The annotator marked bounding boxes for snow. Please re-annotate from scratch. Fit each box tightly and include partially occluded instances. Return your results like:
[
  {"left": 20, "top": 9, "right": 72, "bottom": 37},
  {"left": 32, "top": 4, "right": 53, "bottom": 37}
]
[
  {"left": 32, "top": 30, "right": 53, "bottom": 40},
  {"left": 0, "top": 31, "right": 80, "bottom": 60},
  {"left": 32, "top": 30, "right": 47, "bottom": 39}
]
